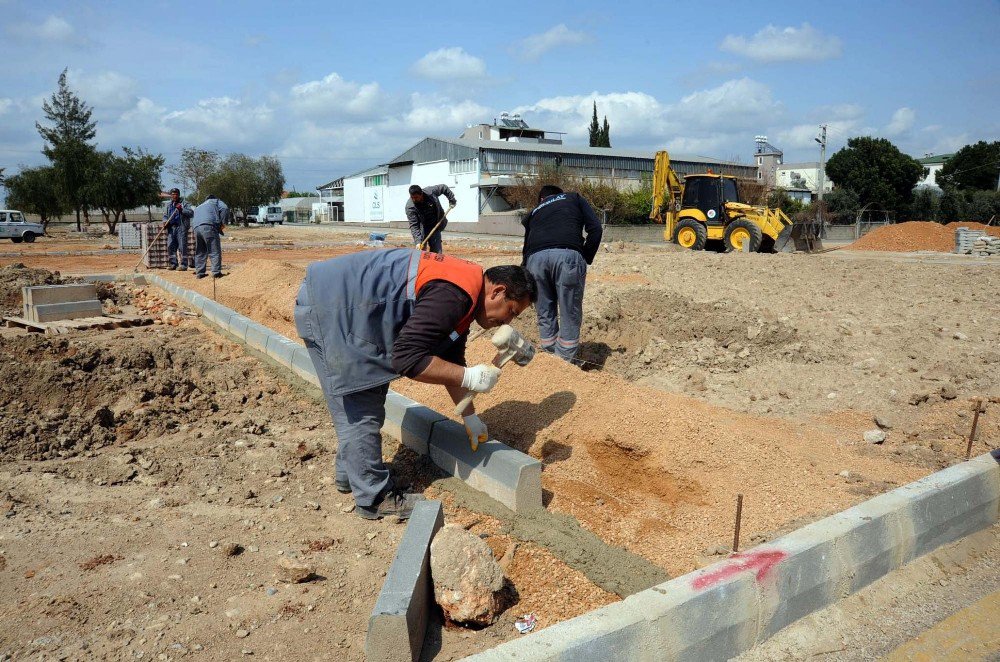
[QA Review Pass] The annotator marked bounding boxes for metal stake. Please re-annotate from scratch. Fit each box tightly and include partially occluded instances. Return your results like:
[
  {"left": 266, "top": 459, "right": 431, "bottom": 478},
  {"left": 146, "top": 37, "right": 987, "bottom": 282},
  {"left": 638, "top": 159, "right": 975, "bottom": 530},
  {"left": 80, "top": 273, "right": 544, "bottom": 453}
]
[
  {"left": 965, "top": 399, "right": 983, "bottom": 460},
  {"left": 212, "top": 276, "right": 217, "bottom": 302},
  {"left": 732, "top": 494, "right": 744, "bottom": 553}
]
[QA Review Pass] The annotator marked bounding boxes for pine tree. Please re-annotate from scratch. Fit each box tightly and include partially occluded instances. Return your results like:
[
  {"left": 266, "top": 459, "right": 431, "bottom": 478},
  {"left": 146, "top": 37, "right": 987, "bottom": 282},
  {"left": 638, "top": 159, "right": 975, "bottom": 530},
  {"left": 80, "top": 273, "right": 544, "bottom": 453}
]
[
  {"left": 36, "top": 69, "right": 97, "bottom": 230},
  {"left": 600, "top": 115, "right": 612, "bottom": 147},
  {"left": 588, "top": 101, "right": 600, "bottom": 147}
]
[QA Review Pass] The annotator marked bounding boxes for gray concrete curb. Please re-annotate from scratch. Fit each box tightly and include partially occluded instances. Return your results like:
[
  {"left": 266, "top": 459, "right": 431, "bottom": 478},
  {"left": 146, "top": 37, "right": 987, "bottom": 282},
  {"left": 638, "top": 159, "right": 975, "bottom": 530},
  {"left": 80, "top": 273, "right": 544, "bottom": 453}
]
[
  {"left": 466, "top": 450, "right": 1000, "bottom": 661},
  {"left": 366, "top": 500, "right": 444, "bottom": 662},
  {"left": 143, "top": 273, "right": 543, "bottom": 513}
]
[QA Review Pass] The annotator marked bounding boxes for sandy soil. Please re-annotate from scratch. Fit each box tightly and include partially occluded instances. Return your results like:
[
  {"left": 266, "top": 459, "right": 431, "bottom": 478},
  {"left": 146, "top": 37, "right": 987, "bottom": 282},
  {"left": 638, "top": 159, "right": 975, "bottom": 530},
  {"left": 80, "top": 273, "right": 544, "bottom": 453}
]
[{"left": 2, "top": 232, "right": 998, "bottom": 659}]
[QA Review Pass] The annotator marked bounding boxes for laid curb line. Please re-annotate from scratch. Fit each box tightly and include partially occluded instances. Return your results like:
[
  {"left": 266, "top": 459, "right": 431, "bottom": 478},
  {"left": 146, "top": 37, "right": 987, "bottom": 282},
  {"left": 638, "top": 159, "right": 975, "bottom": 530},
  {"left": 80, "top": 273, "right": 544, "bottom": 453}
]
[
  {"left": 465, "top": 449, "right": 1000, "bottom": 661},
  {"left": 143, "top": 273, "right": 543, "bottom": 513},
  {"left": 366, "top": 500, "right": 444, "bottom": 662}
]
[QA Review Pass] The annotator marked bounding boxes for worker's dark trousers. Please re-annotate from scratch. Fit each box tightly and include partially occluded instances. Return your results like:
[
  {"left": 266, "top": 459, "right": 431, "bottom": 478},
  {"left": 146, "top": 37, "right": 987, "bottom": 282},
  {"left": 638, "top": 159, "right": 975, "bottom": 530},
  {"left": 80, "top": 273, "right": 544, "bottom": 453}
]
[
  {"left": 294, "top": 284, "right": 393, "bottom": 507},
  {"left": 193, "top": 225, "right": 222, "bottom": 276},
  {"left": 525, "top": 248, "right": 587, "bottom": 362},
  {"left": 166, "top": 223, "right": 188, "bottom": 269},
  {"left": 423, "top": 231, "right": 443, "bottom": 255}
]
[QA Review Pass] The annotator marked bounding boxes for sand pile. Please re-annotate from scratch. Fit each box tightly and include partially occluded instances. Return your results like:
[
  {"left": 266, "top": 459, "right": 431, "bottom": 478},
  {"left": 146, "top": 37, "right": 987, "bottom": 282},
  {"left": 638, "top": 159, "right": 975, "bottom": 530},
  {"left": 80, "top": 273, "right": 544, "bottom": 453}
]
[
  {"left": 850, "top": 221, "right": 954, "bottom": 252},
  {"left": 944, "top": 221, "right": 1000, "bottom": 238}
]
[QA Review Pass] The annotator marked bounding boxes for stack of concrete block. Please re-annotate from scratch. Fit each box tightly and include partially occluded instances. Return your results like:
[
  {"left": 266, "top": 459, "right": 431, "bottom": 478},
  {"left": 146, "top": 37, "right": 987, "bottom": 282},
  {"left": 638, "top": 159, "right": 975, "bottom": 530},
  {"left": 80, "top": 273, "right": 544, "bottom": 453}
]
[
  {"left": 22, "top": 283, "right": 103, "bottom": 323},
  {"left": 141, "top": 223, "right": 195, "bottom": 268},
  {"left": 118, "top": 222, "right": 143, "bottom": 249},
  {"left": 954, "top": 227, "right": 985, "bottom": 254},
  {"left": 971, "top": 235, "right": 1000, "bottom": 256}
]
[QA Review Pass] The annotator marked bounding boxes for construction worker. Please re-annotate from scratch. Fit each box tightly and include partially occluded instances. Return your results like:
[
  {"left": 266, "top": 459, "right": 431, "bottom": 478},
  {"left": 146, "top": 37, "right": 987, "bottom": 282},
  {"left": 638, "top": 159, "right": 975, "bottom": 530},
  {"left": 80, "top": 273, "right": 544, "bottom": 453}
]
[
  {"left": 295, "top": 249, "right": 537, "bottom": 521},
  {"left": 163, "top": 188, "right": 194, "bottom": 271},
  {"left": 521, "top": 185, "right": 602, "bottom": 364},
  {"left": 406, "top": 184, "right": 456, "bottom": 254},
  {"left": 192, "top": 194, "right": 229, "bottom": 279}
]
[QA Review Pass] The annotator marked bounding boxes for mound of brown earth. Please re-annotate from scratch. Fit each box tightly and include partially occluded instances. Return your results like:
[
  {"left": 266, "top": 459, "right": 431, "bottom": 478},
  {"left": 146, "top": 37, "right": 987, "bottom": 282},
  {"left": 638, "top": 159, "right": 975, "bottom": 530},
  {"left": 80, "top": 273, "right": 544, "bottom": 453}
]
[
  {"left": 944, "top": 221, "right": 1000, "bottom": 238},
  {"left": 850, "top": 221, "right": 954, "bottom": 252}
]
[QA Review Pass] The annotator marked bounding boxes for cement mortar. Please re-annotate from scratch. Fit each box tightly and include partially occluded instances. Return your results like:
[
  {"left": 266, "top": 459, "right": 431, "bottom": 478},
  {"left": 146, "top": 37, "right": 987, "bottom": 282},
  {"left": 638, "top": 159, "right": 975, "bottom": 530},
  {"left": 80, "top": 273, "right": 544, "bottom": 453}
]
[{"left": 434, "top": 476, "right": 669, "bottom": 597}]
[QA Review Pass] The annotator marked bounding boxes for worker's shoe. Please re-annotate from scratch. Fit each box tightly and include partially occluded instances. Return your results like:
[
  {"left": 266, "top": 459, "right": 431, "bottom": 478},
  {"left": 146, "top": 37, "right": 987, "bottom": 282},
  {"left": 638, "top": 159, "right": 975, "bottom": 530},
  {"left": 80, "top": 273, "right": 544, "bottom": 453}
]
[
  {"left": 356, "top": 489, "right": 424, "bottom": 521},
  {"left": 213, "top": 273, "right": 225, "bottom": 279},
  {"left": 168, "top": 265, "right": 177, "bottom": 271},
  {"left": 196, "top": 274, "right": 207, "bottom": 279},
  {"left": 335, "top": 478, "right": 351, "bottom": 494},
  {"left": 178, "top": 267, "right": 187, "bottom": 272}
]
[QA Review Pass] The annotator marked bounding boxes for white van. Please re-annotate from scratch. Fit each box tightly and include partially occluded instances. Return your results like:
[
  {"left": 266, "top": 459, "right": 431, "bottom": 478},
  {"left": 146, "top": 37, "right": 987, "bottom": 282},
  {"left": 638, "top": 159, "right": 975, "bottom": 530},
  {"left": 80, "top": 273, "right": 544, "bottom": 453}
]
[
  {"left": 249, "top": 205, "right": 283, "bottom": 226},
  {"left": 0, "top": 210, "right": 45, "bottom": 243}
]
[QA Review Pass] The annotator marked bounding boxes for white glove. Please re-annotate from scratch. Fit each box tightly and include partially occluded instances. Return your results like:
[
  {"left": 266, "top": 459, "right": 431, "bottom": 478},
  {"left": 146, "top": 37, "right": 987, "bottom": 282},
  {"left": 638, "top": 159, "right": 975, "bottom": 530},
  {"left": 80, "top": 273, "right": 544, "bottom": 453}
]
[
  {"left": 463, "top": 414, "right": 488, "bottom": 452},
  {"left": 449, "top": 202, "right": 456, "bottom": 209},
  {"left": 415, "top": 242, "right": 422, "bottom": 250},
  {"left": 461, "top": 364, "right": 501, "bottom": 393}
]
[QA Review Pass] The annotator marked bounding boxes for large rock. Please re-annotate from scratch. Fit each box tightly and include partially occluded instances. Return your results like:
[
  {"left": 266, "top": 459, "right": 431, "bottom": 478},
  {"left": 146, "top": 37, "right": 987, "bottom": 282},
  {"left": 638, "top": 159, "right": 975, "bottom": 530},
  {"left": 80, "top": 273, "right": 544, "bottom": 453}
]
[{"left": 429, "top": 524, "right": 505, "bottom": 625}]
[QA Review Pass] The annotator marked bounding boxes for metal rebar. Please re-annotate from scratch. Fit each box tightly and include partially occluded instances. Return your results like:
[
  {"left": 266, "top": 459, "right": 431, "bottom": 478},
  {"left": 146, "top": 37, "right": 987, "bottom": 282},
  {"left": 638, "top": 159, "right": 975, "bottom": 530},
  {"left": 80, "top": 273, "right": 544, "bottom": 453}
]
[
  {"left": 733, "top": 494, "right": 744, "bottom": 553},
  {"left": 965, "top": 399, "right": 983, "bottom": 460},
  {"left": 212, "top": 277, "right": 217, "bottom": 302}
]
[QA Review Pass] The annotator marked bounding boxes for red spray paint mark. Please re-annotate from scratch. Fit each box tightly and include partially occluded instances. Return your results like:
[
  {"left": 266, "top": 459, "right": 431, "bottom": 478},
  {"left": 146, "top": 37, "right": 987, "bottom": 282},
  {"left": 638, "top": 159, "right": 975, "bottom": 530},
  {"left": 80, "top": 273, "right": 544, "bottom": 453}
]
[{"left": 691, "top": 549, "right": 788, "bottom": 591}]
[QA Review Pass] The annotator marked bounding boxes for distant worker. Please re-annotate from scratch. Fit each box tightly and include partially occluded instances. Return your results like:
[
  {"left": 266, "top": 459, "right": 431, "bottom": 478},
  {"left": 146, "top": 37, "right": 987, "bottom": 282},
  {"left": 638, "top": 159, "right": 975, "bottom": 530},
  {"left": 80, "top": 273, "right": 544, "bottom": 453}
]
[
  {"left": 295, "top": 249, "right": 537, "bottom": 520},
  {"left": 406, "top": 184, "right": 456, "bottom": 254},
  {"left": 521, "top": 185, "right": 603, "bottom": 364},
  {"left": 192, "top": 194, "right": 229, "bottom": 279},
  {"left": 163, "top": 188, "right": 194, "bottom": 271}
]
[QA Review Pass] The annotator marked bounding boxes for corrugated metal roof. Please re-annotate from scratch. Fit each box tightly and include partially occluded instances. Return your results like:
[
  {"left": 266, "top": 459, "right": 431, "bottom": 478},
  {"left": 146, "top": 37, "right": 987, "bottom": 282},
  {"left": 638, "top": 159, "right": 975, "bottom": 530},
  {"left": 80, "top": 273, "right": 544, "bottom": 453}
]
[{"left": 916, "top": 153, "right": 953, "bottom": 165}]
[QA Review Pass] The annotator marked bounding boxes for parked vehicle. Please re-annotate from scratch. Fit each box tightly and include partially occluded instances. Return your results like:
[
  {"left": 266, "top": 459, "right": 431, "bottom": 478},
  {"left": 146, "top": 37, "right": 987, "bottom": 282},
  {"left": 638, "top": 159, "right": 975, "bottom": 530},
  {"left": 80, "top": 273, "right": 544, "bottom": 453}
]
[
  {"left": 247, "top": 205, "right": 283, "bottom": 226},
  {"left": 0, "top": 210, "right": 45, "bottom": 243}
]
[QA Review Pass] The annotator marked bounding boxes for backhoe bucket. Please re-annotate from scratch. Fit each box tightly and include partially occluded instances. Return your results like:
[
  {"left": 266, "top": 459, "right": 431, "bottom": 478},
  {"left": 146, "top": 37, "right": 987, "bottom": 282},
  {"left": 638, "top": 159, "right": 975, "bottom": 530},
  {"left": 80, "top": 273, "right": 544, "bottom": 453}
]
[{"left": 777, "top": 220, "right": 825, "bottom": 253}]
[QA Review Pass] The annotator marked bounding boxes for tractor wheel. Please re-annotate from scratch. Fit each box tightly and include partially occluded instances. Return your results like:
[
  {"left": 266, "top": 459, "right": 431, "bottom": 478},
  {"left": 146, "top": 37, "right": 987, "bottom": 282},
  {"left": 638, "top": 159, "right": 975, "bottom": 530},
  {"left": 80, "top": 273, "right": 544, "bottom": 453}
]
[
  {"left": 673, "top": 219, "right": 707, "bottom": 251},
  {"left": 724, "top": 218, "right": 762, "bottom": 253},
  {"left": 22, "top": 232, "right": 36, "bottom": 243}
]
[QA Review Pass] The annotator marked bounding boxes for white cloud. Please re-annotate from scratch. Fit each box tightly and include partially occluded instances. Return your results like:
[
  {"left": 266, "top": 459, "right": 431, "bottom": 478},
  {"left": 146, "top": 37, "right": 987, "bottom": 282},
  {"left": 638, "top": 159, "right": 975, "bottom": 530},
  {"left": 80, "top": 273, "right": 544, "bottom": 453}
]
[
  {"left": 401, "top": 94, "right": 490, "bottom": 133},
  {"left": 720, "top": 23, "right": 842, "bottom": 63},
  {"left": 7, "top": 15, "right": 77, "bottom": 43},
  {"left": 0, "top": 98, "right": 12, "bottom": 116},
  {"left": 885, "top": 107, "right": 916, "bottom": 135},
  {"left": 411, "top": 47, "right": 486, "bottom": 80},
  {"left": 289, "top": 72, "right": 391, "bottom": 120},
  {"left": 517, "top": 24, "right": 592, "bottom": 61},
  {"left": 66, "top": 70, "right": 140, "bottom": 110}
]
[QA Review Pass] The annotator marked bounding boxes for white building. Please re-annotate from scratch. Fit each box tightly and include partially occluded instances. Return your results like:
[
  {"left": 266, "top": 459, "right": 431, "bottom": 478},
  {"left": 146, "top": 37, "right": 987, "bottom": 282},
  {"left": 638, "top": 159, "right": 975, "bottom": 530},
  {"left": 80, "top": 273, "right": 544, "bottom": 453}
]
[
  {"left": 915, "top": 153, "right": 953, "bottom": 189},
  {"left": 322, "top": 119, "right": 756, "bottom": 235},
  {"left": 775, "top": 162, "right": 833, "bottom": 194}
]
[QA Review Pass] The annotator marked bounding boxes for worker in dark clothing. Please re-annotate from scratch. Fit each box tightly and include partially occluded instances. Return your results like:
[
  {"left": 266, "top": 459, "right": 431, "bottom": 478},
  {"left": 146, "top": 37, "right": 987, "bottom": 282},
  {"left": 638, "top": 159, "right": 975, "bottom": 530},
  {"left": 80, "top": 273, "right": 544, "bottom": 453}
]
[
  {"left": 521, "top": 185, "right": 603, "bottom": 363},
  {"left": 295, "top": 249, "right": 537, "bottom": 521},
  {"left": 163, "top": 188, "right": 194, "bottom": 271},
  {"left": 406, "top": 184, "right": 456, "bottom": 254}
]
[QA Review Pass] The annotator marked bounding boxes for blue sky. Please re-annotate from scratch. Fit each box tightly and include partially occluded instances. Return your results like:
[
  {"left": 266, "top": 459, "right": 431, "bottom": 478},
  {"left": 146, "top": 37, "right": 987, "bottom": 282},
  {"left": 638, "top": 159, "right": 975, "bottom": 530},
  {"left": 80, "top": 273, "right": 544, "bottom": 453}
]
[{"left": 1, "top": 0, "right": 998, "bottom": 195}]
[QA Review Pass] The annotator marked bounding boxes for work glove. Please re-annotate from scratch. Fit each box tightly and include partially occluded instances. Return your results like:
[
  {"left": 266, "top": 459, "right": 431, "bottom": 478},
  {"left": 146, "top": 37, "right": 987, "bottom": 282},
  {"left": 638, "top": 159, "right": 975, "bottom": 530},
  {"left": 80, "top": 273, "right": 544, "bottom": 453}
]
[
  {"left": 461, "top": 364, "right": 501, "bottom": 393},
  {"left": 449, "top": 202, "right": 456, "bottom": 210},
  {"left": 463, "top": 414, "right": 488, "bottom": 452},
  {"left": 175, "top": 203, "right": 183, "bottom": 210},
  {"left": 415, "top": 242, "right": 422, "bottom": 250}
]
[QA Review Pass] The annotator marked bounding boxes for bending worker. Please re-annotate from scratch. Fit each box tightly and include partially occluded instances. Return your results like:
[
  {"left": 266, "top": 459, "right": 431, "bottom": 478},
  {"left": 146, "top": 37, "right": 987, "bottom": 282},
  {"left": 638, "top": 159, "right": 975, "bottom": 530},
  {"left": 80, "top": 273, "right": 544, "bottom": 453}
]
[
  {"left": 521, "top": 185, "right": 602, "bottom": 364},
  {"left": 192, "top": 194, "right": 229, "bottom": 279},
  {"left": 406, "top": 184, "right": 456, "bottom": 254},
  {"left": 295, "top": 249, "right": 537, "bottom": 521}
]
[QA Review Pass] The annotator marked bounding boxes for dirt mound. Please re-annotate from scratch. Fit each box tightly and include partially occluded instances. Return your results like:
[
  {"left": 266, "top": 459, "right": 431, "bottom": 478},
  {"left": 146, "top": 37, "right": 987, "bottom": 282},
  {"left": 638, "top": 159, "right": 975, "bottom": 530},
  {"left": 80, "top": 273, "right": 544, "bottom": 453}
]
[
  {"left": 0, "top": 326, "right": 283, "bottom": 461},
  {"left": 0, "top": 263, "right": 65, "bottom": 315},
  {"left": 850, "top": 221, "right": 954, "bottom": 252},
  {"left": 562, "top": 289, "right": 810, "bottom": 379}
]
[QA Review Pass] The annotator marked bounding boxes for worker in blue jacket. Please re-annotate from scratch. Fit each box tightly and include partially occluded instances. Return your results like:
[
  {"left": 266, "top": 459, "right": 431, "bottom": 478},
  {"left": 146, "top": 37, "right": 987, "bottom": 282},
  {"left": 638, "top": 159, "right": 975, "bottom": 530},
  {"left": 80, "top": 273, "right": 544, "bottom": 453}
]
[
  {"left": 192, "top": 194, "right": 229, "bottom": 278},
  {"left": 162, "top": 188, "right": 194, "bottom": 270}
]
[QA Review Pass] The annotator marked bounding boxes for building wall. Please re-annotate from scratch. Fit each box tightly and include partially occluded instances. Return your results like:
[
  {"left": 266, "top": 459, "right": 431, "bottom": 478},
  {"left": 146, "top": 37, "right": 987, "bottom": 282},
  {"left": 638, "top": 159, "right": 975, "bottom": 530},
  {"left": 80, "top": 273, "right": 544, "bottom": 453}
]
[
  {"left": 383, "top": 159, "right": 481, "bottom": 224},
  {"left": 916, "top": 163, "right": 943, "bottom": 188},
  {"left": 344, "top": 176, "right": 366, "bottom": 222},
  {"left": 776, "top": 164, "right": 833, "bottom": 193}
]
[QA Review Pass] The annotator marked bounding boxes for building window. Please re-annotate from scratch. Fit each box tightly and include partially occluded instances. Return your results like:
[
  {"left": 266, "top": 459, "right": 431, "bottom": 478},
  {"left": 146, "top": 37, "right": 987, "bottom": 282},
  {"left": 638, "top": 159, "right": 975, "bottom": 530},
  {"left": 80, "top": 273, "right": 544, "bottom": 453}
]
[
  {"left": 364, "top": 174, "right": 385, "bottom": 187},
  {"left": 449, "top": 158, "right": 476, "bottom": 174}
]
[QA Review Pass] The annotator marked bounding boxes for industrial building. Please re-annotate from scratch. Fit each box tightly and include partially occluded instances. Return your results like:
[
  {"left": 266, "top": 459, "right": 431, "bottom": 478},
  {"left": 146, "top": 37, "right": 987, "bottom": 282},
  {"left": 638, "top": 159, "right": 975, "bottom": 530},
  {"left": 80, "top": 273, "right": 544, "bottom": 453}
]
[{"left": 318, "top": 115, "right": 756, "bottom": 235}]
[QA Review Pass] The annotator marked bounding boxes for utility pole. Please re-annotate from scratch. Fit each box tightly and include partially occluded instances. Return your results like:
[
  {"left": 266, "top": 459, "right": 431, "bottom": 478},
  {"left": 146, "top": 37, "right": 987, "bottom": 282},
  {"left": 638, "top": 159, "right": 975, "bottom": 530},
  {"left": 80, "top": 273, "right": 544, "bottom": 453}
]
[{"left": 815, "top": 124, "right": 828, "bottom": 226}]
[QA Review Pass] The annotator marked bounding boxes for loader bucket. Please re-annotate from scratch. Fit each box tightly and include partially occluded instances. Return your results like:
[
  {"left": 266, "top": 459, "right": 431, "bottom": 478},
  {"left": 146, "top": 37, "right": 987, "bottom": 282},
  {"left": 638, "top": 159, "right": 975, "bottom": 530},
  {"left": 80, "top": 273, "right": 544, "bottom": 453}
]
[{"left": 777, "top": 220, "right": 825, "bottom": 253}]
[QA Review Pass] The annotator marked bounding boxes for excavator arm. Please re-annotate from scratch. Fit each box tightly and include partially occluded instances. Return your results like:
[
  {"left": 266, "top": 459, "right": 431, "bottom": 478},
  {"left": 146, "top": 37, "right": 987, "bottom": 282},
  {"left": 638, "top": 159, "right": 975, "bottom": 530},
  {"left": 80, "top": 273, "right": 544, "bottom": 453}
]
[{"left": 650, "top": 151, "right": 684, "bottom": 239}]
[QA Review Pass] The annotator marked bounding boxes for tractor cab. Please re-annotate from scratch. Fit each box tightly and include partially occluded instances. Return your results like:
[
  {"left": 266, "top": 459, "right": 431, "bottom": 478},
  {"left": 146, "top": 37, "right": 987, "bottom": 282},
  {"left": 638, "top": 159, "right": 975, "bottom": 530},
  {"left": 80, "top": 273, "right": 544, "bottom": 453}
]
[{"left": 680, "top": 174, "right": 740, "bottom": 227}]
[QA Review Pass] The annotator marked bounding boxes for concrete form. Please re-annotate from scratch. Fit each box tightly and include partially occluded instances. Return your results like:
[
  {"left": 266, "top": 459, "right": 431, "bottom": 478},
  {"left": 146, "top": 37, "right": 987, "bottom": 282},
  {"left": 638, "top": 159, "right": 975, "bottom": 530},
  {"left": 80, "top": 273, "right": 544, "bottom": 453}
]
[
  {"left": 366, "top": 500, "right": 444, "bottom": 662},
  {"left": 27, "top": 300, "right": 104, "bottom": 323},
  {"left": 467, "top": 450, "right": 1000, "bottom": 661},
  {"left": 22, "top": 283, "right": 103, "bottom": 322},
  {"left": 144, "top": 274, "right": 543, "bottom": 514}
]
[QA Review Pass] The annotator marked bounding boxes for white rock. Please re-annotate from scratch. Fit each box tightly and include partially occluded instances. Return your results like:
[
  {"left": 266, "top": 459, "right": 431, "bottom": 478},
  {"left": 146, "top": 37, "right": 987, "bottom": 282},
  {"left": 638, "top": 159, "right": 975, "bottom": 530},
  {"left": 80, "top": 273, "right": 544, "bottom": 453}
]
[{"left": 863, "top": 430, "right": 887, "bottom": 444}]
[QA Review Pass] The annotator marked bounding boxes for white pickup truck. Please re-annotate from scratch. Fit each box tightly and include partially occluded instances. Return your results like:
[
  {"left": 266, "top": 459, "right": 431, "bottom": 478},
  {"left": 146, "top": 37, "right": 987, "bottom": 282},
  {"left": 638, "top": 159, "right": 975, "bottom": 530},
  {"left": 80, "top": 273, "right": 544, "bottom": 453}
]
[{"left": 0, "top": 210, "right": 45, "bottom": 243}]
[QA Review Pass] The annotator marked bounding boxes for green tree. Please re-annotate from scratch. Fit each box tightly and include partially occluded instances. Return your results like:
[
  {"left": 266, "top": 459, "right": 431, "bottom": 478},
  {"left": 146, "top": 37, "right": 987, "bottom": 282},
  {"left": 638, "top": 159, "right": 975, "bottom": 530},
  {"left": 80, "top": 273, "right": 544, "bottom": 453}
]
[
  {"left": 588, "top": 101, "right": 601, "bottom": 147},
  {"left": 767, "top": 187, "right": 804, "bottom": 216},
  {"left": 284, "top": 190, "right": 319, "bottom": 198},
  {"left": 825, "top": 137, "right": 924, "bottom": 217},
  {"left": 3, "top": 165, "right": 72, "bottom": 229},
  {"left": 86, "top": 148, "right": 165, "bottom": 233},
  {"left": 908, "top": 187, "right": 941, "bottom": 221},
  {"left": 936, "top": 141, "right": 1000, "bottom": 190},
  {"left": 200, "top": 153, "right": 285, "bottom": 224},
  {"left": 600, "top": 115, "right": 611, "bottom": 147},
  {"left": 35, "top": 69, "right": 97, "bottom": 231},
  {"left": 169, "top": 147, "right": 220, "bottom": 197}
]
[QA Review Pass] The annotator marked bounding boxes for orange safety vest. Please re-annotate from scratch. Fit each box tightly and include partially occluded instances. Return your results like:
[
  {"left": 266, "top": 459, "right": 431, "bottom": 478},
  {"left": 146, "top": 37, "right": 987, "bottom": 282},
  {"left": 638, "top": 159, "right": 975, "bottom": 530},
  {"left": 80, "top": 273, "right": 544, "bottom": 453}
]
[{"left": 411, "top": 251, "right": 484, "bottom": 340}]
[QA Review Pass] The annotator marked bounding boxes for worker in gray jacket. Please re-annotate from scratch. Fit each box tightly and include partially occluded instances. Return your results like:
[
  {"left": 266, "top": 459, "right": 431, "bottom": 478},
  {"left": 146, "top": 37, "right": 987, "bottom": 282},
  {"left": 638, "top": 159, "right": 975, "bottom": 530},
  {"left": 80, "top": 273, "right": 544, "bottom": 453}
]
[
  {"left": 405, "top": 184, "right": 456, "bottom": 254},
  {"left": 163, "top": 188, "right": 194, "bottom": 271},
  {"left": 192, "top": 194, "right": 229, "bottom": 279}
]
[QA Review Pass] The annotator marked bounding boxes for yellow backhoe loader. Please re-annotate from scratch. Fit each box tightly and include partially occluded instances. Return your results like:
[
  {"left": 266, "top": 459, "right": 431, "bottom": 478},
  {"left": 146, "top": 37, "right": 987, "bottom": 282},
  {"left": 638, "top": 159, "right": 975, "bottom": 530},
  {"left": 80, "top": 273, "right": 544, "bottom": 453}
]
[{"left": 649, "top": 150, "right": 823, "bottom": 252}]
